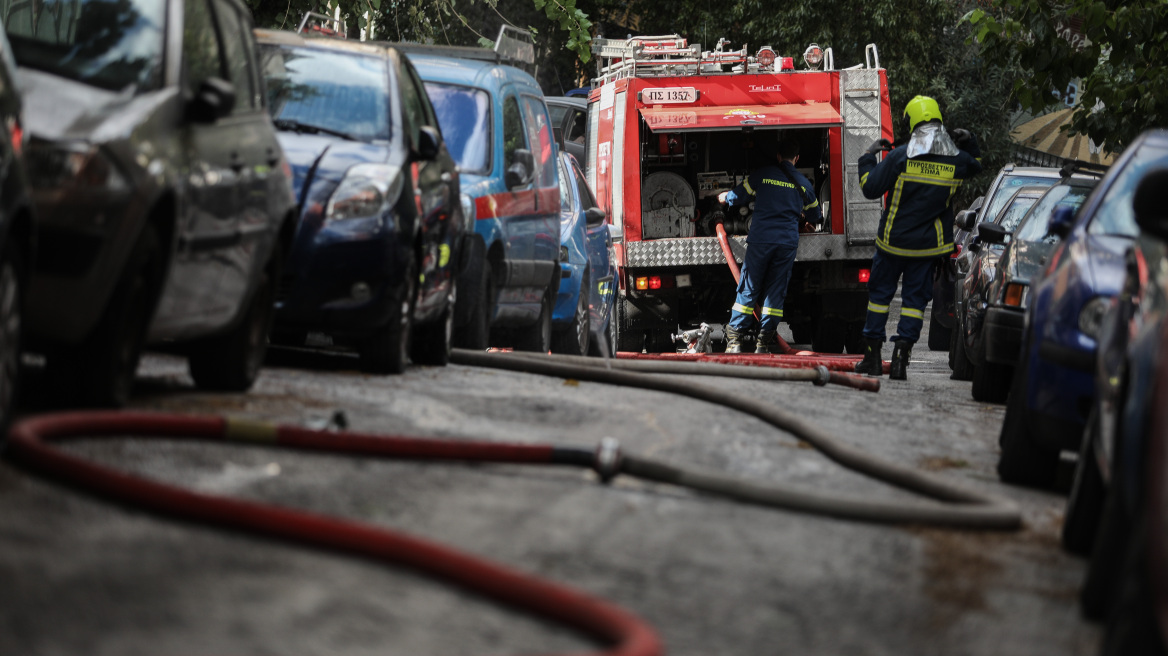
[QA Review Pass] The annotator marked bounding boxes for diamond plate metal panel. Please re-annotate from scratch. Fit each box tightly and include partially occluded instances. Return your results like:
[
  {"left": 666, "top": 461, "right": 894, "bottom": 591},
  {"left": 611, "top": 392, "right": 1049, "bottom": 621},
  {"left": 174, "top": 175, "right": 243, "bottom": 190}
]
[
  {"left": 840, "top": 68, "right": 884, "bottom": 245},
  {"left": 625, "top": 236, "right": 747, "bottom": 267}
]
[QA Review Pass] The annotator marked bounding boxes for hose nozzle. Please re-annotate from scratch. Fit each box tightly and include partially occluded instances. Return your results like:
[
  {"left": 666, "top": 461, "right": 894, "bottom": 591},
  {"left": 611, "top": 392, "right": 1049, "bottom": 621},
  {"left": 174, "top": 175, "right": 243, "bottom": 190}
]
[
  {"left": 671, "top": 322, "right": 713, "bottom": 354},
  {"left": 594, "top": 437, "right": 622, "bottom": 484}
]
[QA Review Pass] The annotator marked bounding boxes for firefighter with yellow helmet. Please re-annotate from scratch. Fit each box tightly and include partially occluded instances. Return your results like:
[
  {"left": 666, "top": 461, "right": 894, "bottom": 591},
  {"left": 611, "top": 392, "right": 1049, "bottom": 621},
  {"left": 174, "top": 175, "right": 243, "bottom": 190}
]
[{"left": 853, "top": 95, "right": 982, "bottom": 379}]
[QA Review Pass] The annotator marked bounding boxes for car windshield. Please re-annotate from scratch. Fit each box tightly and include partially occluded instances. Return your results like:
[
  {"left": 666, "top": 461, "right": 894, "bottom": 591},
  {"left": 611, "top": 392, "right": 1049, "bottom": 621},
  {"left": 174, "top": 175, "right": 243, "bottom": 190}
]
[
  {"left": 996, "top": 192, "right": 1041, "bottom": 233},
  {"left": 1087, "top": 141, "right": 1168, "bottom": 237},
  {"left": 424, "top": 82, "right": 491, "bottom": 174},
  {"left": 557, "top": 156, "right": 572, "bottom": 216},
  {"left": 1, "top": 0, "right": 164, "bottom": 91},
  {"left": 261, "top": 45, "right": 390, "bottom": 143},
  {"left": 984, "top": 174, "right": 1058, "bottom": 223},
  {"left": 1015, "top": 184, "right": 1095, "bottom": 243}
]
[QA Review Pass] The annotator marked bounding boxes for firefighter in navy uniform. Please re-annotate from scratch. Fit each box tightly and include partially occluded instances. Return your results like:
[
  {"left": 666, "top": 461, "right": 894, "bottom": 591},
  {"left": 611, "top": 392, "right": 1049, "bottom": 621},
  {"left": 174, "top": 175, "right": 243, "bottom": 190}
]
[
  {"left": 854, "top": 95, "right": 982, "bottom": 379},
  {"left": 719, "top": 139, "right": 823, "bottom": 353}
]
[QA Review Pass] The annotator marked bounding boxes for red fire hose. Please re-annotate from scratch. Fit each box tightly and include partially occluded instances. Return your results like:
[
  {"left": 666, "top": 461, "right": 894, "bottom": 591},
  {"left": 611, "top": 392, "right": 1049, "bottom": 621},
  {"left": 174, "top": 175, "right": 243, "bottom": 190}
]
[{"left": 6, "top": 411, "right": 662, "bottom": 656}]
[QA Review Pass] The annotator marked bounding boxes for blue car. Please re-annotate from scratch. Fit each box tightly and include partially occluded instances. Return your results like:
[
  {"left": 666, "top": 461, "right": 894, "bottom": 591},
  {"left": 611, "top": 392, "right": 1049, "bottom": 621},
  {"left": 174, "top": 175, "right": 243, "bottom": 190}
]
[
  {"left": 553, "top": 151, "right": 616, "bottom": 356},
  {"left": 997, "top": 130, "right": 1168, "bottom": 489},
  {"left": 408, "top": 46, "right": 562, "bottom": 352},
  {"left": 256, "top": 31, "right": 464, "bottom": 374}
]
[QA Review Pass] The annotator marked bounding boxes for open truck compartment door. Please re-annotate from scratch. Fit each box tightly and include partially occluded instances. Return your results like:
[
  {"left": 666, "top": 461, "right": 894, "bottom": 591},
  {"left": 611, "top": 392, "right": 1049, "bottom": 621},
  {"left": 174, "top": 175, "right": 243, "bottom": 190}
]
[{"left": 586, "top": 36, "right": 893, "bottom": 354}]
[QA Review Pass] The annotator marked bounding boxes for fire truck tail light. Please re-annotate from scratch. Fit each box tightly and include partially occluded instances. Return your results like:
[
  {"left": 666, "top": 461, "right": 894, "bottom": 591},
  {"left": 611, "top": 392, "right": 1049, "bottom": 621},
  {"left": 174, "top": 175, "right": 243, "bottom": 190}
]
[
  {"left": 633, "top": 274, "right": 678, "bottom": 291},
  {"left": 635, "top": 276, "right": 649, "bottom": 290},
  {"left": 858, "top": 269, "right": 871, "bottom": 283},
  {"left": 649, "top": 276, "right": 663, "bottom": 290}
]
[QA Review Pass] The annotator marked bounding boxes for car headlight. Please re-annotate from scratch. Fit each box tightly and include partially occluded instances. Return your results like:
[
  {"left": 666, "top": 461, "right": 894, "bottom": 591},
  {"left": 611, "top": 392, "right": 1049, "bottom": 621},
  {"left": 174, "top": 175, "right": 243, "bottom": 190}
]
[
  {"left": 1078, "top": 296, "right": 1110, "bottom": 339},
  {"left": 326, "top": 163, "right": 403, "bottom": 223},
  {"left": 25, "top": 142, "right": 128, "bottom": 192}
]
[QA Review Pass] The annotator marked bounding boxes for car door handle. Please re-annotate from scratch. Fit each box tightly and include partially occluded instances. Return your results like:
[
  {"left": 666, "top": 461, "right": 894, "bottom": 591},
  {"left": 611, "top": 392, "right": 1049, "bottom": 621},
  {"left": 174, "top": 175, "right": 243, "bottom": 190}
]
[{"left": 230, "top": 152, "right": 245, "bottom": 173}]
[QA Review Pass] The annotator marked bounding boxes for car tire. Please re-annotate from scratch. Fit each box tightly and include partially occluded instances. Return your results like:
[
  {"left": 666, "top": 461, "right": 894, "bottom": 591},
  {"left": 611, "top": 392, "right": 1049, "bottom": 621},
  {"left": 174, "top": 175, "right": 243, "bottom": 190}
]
[
  {"left": 455, "top": 259, "right": 493, "bottom": 350},
  {"left": 997, "top": 363, "right": 1059, "bottom": 488},
  {"left": 928, "top": 311, "right": 950, "bottom": 351},
  {"left": 189, "top": 247, "right": 281, "bottom": 392},
  {"left": 615, "top": 296, "right": 642, "bottom": 353},
  {"left": 514, "top": 284, "right": 552, "bottom": 353},
  {"left": 971, "top": 339, "right": 1012, "bottom": 403},
  {"left": 553, "top": 267, "right": 590, "bottom": 356},
  {"left": 950, "top": 318, "right": 975, "bottom": 381},
  {"left": 411, "top": 279, "right": 454, "bottom": 366},
  {"left": 360, "top": 252, "right": 416, "bottom": 374},
  {"left": 453, "top": 236, "right": 485, "bottom": 327},
  {"left": 1081, "top": 487, "right": 1131, "bottom": 621},
  {"left": 0, "top": 242, "right": 23, "bottom": 434},
  {"left": 1099, "top": 518, "right": 1165, "bottom": 656},
  {"left": 52, "top": 224, "right": 162, "bottom": 408},
  {"left": 1063, "top": 408, "right": 1107, "bottom": 557}
]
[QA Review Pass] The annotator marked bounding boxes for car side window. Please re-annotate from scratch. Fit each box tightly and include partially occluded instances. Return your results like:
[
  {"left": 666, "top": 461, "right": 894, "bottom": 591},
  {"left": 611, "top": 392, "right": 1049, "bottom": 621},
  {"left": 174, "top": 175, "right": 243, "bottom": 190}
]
[
  {"left": 183, "top": 0, "right": 225, "bottom": 94},
  {"left": 566, "top": 110, "right": 587, "bottom": 144},
  {"left": 397, "top": 61, "right": 425, "bottom": 148},
  {"left": 520, "top": 95, "right": 556, "bottom": 189},
  {"left": 209, "top": 0, "right": 256, "bottom": 114},
  {"left": 502, "top": 95, "right": 526, "bottom": 171}
]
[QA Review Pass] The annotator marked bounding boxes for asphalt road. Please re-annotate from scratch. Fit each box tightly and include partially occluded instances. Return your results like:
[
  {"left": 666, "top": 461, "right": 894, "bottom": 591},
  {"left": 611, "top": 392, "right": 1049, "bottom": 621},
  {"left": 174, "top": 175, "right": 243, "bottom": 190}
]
[{"left": 1, "top": 316, "right": 1102, "bottom": 655}]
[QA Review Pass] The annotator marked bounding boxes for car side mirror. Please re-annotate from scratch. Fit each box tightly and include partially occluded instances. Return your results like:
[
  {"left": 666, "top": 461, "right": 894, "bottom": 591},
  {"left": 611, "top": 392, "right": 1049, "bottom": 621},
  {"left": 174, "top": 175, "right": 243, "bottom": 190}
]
[
  {"left": 585, "top": 206, "right": 606, "bottom": 227},
  {"left": 978, "top": 221, "right": 1009, "bottom": 245},
  {"left": 1048, "top": 205, "right": 1076, "bottom": 240},
  {"left": 416, "top": 125, "right": 442, "bottom": 161},
  {"left": 505, "top": 149, "right": 534, "bottom": 189},
  {"left": 607, "top": 222, "right": 622, "bottom": 243},
  {"left": 1133, "top": 168, "right": 1168, "bottom": 240},
  {"left": 188, "top": 77, "right": 235, "bottom": 123},
  {"left": 955, "top": 209, "right": 977, "bottom": 232}
]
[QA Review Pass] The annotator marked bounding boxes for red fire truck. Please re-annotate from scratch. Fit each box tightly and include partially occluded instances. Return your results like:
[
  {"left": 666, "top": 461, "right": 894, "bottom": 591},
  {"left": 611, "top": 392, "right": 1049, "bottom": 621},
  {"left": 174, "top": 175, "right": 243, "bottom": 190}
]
[{"left": 585, "top": 36, "right": 894, "bottom": 353}]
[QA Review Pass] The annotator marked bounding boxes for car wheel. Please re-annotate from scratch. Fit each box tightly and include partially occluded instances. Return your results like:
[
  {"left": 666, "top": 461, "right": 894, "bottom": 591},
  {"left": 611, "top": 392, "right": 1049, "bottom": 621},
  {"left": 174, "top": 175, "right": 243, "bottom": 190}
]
[
  {"left": 997, "top": 363, "right": 1059, "bottom": 488},
  {"left": 51, "top": 224, "right": 162, "bottom": 408},
  {"left": 0, "top": 242, "right": 23, "bottom": 434},
  {"left": 1099, "top": 518, "right": 1165, "bottom": 655},
  {"left": 589, "top": 293, "right": 618, "bottom": 358},
  {"left": 1063, "top": 408, "right": 1107, "bottom": 556},
  {"left": 189, "top": 248, "right": 281, "bottom": 392},
  {"left": 455, "top": 259, "right": 493, "bottom": 350},
  {"left": 971, "top": 339, "right": 1012, "bottom": 403},
  {"left": 411, "top": 278, "right": 454, "bottom": 366},
  {"left": 1081, "top": 486, "right": 1132, "bottom": 621},
  {"left": 615, "top": 296, "right": 643, "bottom": 353},
  {"left": 360, "top": 252, "right": 416, "bottom": 374},
  {"left": 553, "top": 267, "right": 590, "bottom": 356},
  {"left": 950, "top": 317, "right": 975, "bottom": 381},
  {"left": 513, "top": 285, "right": 552, "bottom": 353},
  {"left": 928, "top": 311, "right": 950, "bottom": 351}
]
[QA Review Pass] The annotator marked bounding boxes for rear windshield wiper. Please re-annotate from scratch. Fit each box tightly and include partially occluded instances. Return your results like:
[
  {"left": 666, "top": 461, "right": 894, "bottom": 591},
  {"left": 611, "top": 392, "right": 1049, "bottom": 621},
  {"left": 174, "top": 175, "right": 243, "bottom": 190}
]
[{"left": 273, "top": 118, "right": 358, "bottom": 141}]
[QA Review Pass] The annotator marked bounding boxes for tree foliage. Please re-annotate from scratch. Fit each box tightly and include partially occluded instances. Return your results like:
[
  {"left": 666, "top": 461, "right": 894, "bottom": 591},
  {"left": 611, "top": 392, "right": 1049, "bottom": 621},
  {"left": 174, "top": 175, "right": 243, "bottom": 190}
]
[{"left": 967, "top": 0, "right": 1168, "bottom": 153}]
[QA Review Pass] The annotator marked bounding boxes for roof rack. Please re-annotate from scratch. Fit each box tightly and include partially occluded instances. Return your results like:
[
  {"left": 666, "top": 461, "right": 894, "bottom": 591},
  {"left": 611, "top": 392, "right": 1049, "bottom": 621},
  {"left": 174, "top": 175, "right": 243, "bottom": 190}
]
[
  {"left": 389, "top": 25, "right": 535, "bottom": 72},
  {"left": 1060, "top": 159, "right": 1110, "bottom": 178},
  {"left": 297, "top": 11, "right": 346, "bottom": 39}
]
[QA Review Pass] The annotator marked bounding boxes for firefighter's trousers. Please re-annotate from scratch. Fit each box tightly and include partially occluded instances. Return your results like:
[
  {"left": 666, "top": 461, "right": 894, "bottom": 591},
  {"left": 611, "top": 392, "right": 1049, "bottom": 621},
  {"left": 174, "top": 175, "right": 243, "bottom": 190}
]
[
  {"left": 729, "top": 241, "right": 797, "bottom": 333},
  {"left": 861, "top": 249, "right": 936, "bottom": 343}
]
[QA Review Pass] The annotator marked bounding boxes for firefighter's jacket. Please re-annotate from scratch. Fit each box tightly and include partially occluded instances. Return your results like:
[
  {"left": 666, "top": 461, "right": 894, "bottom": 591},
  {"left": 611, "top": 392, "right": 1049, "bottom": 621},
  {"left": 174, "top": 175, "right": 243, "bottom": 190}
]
[
  {"left": 726, "top": 162, "right": 822, "bottom": 247},
  {"left": 858, "top": 129, "right": 983, "bottom": 258}
]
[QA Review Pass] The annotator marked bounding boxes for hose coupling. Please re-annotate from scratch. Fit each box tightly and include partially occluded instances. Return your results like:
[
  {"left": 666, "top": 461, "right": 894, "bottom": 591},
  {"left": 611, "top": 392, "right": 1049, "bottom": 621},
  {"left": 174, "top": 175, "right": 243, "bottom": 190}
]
[
  {"left": 594, "top": 437, "right": 622, "bottom": 484},
  {"left": 813, "top": 365, "right": 830, "bottom": 386}
]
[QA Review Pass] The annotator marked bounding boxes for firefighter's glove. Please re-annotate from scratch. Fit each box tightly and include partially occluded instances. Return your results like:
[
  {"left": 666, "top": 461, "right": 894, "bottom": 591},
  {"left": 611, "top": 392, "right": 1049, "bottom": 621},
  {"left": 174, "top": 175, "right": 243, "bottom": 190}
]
[
  {"left": 865, "top": 139, "right": 892, "bottom": 155},
  {"left": 949, "top": 128, "right": 973, "bottom": 147}
]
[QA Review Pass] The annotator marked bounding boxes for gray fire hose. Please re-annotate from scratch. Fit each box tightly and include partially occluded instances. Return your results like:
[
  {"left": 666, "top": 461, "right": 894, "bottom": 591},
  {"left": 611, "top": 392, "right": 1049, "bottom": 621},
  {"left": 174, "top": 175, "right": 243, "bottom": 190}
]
[{"left": 451, "top": 349, "right": 1022, "bottom": 531}]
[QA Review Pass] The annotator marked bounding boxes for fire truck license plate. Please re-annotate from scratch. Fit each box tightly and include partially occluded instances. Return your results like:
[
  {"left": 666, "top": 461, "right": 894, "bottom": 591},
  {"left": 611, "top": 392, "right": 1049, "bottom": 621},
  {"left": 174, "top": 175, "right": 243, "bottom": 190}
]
[{"left": 642, "top": 87, "right": 698, "bottom": 104}]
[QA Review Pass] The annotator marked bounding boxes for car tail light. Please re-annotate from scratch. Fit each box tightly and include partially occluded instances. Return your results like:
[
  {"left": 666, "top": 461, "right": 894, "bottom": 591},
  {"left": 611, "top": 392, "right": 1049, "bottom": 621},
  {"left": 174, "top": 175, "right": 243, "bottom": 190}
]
[
  {"left": 1004, "top": 282, "right": 1026, "bottom": 307},
  {"left": 858, "top": 268, "right": 871, "bottom": 283}
]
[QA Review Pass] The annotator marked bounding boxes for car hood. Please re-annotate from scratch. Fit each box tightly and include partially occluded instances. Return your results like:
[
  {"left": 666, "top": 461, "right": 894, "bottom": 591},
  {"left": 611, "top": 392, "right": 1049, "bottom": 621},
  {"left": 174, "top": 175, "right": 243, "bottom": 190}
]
[
  {"left": 1082, "top": 233, "right": 1133, "bottom": 296},
  {"left": 277, "top": 132, "right": 391, "bottom": 206},
  {"left": 17, "top": 68, "right": 174, "bottom": 143},
  {"left": 1007, "top": 239, "right": 1057, "bottom": 284}
]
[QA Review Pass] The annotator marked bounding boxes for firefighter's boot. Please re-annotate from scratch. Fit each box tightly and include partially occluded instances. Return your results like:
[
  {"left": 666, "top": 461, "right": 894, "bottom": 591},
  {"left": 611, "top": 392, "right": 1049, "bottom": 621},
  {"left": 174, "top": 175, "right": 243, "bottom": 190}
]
[
  {"left": 725, "top": 326, "right": 745, "bottom": 354},
  {"left": 889, "top": 340, "right": 912, "bottom": 380},
  {"left": 756, "top": 330, "right": 780, "bottom": 354},
  {"left": 854, "top": 337, "right": 884, "bottom": 376}
]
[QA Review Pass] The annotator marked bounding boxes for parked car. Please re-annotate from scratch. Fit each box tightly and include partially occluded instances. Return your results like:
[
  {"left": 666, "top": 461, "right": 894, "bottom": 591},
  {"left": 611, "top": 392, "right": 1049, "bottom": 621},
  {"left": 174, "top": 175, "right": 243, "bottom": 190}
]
[
  {"left": 0, "top": 21, "right": 33, "bottom": 432},
  {"left": 950, "top": 185, "right": 1048, "bottom": 395},
  {"left": 256, "top": 30, "right": 463, "bottom": 373},
  {"left": 997, "top": 131, "right": 1168, "bottom": 490},
  {"left": 974, "top": 175, "right": 1102, "bottom": 404},
  {"left": 553, "top": 151, "right": 616, "bottom": 356},
  {"left": 407, "top": 45, "right": 561, "bottom": 352},
  {"left": 6, "top": 0, "right": 295, "bottom": 406},
  {"left": 1055, "top": 167, "right": 1168, "bottom": 653},
  {"left": 546, "top": 95, "right": 588, "bottom": 165},
  {"left": 935, "top": 165, "right": 1063, "bottom": 356}
]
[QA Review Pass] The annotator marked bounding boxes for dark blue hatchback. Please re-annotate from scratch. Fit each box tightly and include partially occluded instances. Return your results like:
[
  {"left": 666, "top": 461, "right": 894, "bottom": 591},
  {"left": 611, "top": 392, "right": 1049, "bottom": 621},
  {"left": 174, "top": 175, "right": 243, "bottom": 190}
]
[
  {"left": 998, "top": 130, "right": 1168, "bottom": 488},
  {"left": 256, "top": 30, "right": 464, "bottom": 374}
]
